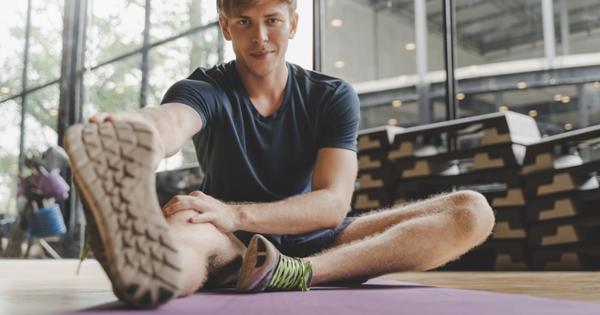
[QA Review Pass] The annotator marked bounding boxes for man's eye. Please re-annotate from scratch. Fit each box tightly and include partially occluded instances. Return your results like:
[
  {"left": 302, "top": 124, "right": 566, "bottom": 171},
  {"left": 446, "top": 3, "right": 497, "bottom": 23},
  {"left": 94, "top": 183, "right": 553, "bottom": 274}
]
[
  {"left": 238, "top": 19, "right": 250, "bottom": 25},
  {"left": 268, "top": 18, "right": 281, "bottom": 24}
]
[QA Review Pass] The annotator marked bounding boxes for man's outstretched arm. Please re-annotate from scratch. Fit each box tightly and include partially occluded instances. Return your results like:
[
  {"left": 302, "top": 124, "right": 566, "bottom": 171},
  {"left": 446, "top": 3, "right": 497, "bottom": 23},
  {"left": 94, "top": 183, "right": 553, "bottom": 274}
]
[
  {"left": 89, "top": 102, "right": 202, "bottom": 159},
  {"left": 162, "top": 147, "right": 358, "bottom": 235}
]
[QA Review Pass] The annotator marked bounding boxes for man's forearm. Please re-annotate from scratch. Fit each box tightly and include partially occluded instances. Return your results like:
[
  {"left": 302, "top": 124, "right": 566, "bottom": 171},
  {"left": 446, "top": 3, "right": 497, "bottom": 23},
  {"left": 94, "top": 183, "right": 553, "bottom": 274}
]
[{"left": 234, "top": 189, "right": 349, "bottom": 235}]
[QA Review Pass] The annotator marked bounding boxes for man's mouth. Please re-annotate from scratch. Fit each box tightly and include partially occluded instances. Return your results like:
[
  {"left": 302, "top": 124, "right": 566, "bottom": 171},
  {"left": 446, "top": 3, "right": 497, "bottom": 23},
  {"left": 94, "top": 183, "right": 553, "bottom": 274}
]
[{"left": 250, "top": 50, "right": 274, "bottom": 59}]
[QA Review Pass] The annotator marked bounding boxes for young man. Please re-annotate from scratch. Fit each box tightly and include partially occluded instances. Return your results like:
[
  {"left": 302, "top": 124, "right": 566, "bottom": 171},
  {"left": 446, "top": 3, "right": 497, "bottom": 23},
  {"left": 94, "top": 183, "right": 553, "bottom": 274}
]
[{"left": 64, "top": 0, "right": 495, "bottom": 309}]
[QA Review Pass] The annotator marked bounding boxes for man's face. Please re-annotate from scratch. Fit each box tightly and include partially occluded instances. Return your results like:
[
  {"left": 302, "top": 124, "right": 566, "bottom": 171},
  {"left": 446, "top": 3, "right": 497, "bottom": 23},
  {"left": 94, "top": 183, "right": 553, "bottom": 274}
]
[{"left": 220, "top": 0, "right": 298, "bottom": 78}]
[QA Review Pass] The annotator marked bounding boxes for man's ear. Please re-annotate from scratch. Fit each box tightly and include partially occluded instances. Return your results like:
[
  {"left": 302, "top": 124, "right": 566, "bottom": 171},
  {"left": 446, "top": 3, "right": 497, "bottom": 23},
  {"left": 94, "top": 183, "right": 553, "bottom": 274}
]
[
  {"left": 219, "top": 16, "right": 232, "bottom": 41},
  {"left": 289, "top": 13, "right": 298, "bottom": 39}
]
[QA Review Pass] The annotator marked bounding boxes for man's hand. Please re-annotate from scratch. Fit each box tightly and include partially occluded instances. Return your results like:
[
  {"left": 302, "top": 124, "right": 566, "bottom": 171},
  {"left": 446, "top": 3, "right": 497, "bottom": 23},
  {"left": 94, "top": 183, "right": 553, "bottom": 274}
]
[{"left": 162, "top": 191, "right": 241, "bottom": 233}]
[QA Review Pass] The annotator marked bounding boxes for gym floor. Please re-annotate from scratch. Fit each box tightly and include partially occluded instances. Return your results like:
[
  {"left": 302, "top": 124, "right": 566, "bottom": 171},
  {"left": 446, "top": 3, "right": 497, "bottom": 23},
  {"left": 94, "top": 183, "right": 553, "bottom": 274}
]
[{"left": 0, "top": 260, "right": 598, "bottom": 315}]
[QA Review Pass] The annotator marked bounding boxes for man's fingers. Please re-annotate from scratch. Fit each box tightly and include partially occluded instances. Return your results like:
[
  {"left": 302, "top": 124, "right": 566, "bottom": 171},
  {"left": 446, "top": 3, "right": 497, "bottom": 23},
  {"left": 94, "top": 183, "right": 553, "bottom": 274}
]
[
  {"left": 163, "top": 196, "right": 209, "bottom": 217},
  {"left": 189, "top": 190, "right": 204, "bottom": 197},
  {"left": 162, "top": 195, "right": 184, "bottom": 212},
  {"left": 88, "top": 112, "right": 113, "bottom": 123},
  {"left": 188, "top": 213, "right": 215, "bottom": 224}
]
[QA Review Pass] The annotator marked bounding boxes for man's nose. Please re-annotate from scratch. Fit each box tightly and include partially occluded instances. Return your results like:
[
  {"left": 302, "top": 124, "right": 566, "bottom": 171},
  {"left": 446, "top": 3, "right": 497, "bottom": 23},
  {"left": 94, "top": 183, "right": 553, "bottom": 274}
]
[{"left": 251, "top": 23, "right": 269, "bottom": 44}]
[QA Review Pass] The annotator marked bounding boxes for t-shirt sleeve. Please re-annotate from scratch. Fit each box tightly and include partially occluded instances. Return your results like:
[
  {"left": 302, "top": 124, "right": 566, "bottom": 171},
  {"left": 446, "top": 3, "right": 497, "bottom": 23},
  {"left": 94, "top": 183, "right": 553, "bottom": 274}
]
[
  {"left": 160, "top": 79, "right": 219, "bottom": 130},
  {"left": 317, "top": 81, "right": 361, "bottom": 151}
]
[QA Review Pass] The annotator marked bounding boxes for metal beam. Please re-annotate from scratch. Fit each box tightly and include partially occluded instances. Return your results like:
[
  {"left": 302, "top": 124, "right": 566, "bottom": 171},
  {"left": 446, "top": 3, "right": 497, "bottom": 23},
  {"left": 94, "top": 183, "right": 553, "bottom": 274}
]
[
  {"left": 57, "top": 0, "right": 88, "bottom": 241},
  {"left": 415, "top": 0, "right": 430, "bottom": 124},
  {"left": 576, "top": 84, "right": 587, "bottom": 128},
  {"left": 313, "top": 0, "right": 324, "bottom": 71},
  {"left": 542, "top": 0, "right": 556, "bottom": 66},
  {"left": 139, "top": 0, "right": 151, "bottom": 108},
  {"left": 358, "top": 65, "right": 600, "bottom": 109},
  {"left": 427, "top": 0, "right": 489, "bottom": 20},
  {"left": 559, "top": 0, "right": 570, "bottom": 56},
  {"left": 442, "top": 0, "right": 457, "bottom": 121},
  {"left": 17, "top": 0, "right": 32, "bottom": 177},
  {"left": 474, "top": 19, "right": 600, "bottom": 55}
]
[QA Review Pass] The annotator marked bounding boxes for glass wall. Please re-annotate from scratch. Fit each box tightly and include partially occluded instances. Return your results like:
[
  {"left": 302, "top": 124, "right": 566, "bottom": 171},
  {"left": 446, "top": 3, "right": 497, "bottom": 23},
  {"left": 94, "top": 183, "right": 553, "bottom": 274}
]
[
  {"left": 0, "top": 1, "right": 27, "bottom": 99},
  {"left": 554, "top": 0, "right": 600, "bottom": 57},
  {"left": 23, "top": 84, "right": 61, "bottom": 164},
  {"left": 0, "top": 0, "right": 63, "bottom": 215},
  {"left": 0, "top": 100, "right": 21, "bottom": 215},
  {"left": 321, "top": 0, "right": 417, "bottom": 84},
  {"left": 319, "top": 0, "right": 600, "bottom": 134},
  {"left": 83, "top": 55, "right": 144, "bottom": 115},
  {"left": 28, "top": 0, "right": 64, "bottom": 86},
  {"left": 0, "top": 1, "right": 27, "bottom": 214},
  {"left": 456, "top": 0, "right": 544, "bottom": 66}
]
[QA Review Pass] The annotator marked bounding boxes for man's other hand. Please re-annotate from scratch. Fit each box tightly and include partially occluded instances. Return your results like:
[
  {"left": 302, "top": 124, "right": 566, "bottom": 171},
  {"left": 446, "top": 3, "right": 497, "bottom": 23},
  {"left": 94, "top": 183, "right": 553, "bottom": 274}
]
[{"left": 162, "top": 191, "right": 241, "bottom": 233}]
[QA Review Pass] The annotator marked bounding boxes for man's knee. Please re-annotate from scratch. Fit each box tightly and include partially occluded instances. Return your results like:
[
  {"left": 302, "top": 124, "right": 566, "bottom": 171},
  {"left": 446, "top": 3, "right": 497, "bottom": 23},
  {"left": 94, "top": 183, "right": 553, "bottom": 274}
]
[
  {"left": 166, "top": 210, "right": 197, "bottom": 225},
  {"left": 444, "top": 190, "right": 495, "bottom": 247},
  {"left": 166, "top": 210, "right": 222, "bottom": 241}
]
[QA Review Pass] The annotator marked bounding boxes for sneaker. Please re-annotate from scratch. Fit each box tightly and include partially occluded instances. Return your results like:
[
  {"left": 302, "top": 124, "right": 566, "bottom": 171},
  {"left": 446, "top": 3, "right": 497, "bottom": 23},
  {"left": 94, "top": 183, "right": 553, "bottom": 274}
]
[
  {"left": 236, "top": 234, "right": 312, "bottom": 292},
  {"left": 64, "top": 121, "right": 182, "bottom": 308}
]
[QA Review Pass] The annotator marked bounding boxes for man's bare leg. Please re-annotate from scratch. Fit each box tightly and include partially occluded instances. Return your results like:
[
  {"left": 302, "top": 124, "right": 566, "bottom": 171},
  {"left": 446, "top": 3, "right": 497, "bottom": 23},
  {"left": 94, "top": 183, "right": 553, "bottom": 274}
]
[
  {"left": 165, "top": 210, "right": 246, "bottom": 296},
  {"left": 306, "top": 191, "right": 495, "bottom": 284},
  {"left": 64, "top": 104, "right": 209, "bottom": 307}
]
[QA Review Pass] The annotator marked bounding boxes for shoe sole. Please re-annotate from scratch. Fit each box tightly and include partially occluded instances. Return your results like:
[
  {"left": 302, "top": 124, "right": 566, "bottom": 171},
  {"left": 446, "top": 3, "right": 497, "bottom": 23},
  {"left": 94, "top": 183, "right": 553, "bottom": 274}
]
[
  {"left": 236, "top": 234, "right": 278, "bottom": 292},
  {"left": 64, "top": 121, "right": 182, "bottom": 308}
]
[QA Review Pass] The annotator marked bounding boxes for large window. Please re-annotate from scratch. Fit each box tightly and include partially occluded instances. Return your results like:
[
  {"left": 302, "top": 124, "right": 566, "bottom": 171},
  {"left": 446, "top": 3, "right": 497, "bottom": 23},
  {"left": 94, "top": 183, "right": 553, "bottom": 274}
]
[
  {"left": 149, "top": 0, "right": 218, "bottom": 41},
  {"left": 0, "top": 100, "right": 21, "bottom": 215},
  {"left": 0, "top": 0, "right": 63, "bottom": 215},
  {"left": 456, "top": 0, "right": 544, "bottom": 66},
  {"left": 321, "top": 0, "right": 418, "bottom": 84},
  {"left": 23, "top": 84, "right": 60, "bottom": 155},
  {"left": 29, "top": 0, "right": 64, "bottom": 86},
  {"left": 318, "top": 0, "right": 600, "bottom": 134},
  {"left": 83, "top": 55, "right": 144, "bottom": 115},
  {"left": 554, "top": 0, "right": 600, "bottom": 57},
  {"left": 86, "top": 0, "right": 146, "bottom": 63}
]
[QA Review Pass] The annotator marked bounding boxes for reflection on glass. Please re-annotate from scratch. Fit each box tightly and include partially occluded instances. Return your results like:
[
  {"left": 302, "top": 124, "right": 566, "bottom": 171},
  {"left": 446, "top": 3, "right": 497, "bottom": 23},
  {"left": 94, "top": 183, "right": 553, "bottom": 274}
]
[
  {"left": 148, "top": 28, "right": 220, "bottom": 171},
  {"left": 86, "top": 0, "right": 145, "bottom": 65},
  {"left": 554, "top": 0, "right": 600, "bottom": 56},
  {"left": 362, "top": 101, "right": 418, "bottom": 129},
  {"left": 150, "top": 0, "right": 217, "bottom": 41},
  {"left": 456, "top": 0, "right": 544, "bottom": 67},
  {"left": 586, "top": 82, "right": 600, "bottom": 126},
  {"left": 23, "top": 83, "right": 60, "bottom": 186},
  {"left": 28, "top": 0, "right": 64, "bottom": 86},
  {"left": 489, "top": 85, "right": 579, "bottom": 136},
  {"left": 457, "top": 93, "right": 497, "bottom": 119},
  {"left": 0, "top": 1, "right": 27, "bottom": 98},
  {"left": 322, "top": 0, "right": 417, "bottom": 84},
  {"left": 147, "top": 27, "right": 220, "bottom": 106},
  {"left": 424, "top": 0, "right": 447, "bottom": 72},
  {"left": 83, "top": 54, "right": 142, "bottom": 116},
  {"left": 0, "top": 100, "right": 22, "bottom": 214}
]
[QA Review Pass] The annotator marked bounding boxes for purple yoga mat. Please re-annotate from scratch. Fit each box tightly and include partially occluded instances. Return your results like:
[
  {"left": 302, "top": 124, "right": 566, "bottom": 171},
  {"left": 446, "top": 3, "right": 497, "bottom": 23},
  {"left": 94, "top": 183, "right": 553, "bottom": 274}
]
[{"left": 63, "top": 279, "right": 600, "bottom": 315}]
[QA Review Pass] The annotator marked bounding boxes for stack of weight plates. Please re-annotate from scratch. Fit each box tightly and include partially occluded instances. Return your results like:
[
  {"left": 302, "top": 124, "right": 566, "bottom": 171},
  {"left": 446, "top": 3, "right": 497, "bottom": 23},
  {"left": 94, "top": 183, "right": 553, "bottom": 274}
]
[
  {"left": 386, "top": 112, "right": 541, "bottom": 270},
  {"left": 351, "top": 125, "right": 404, "bottom": 215},
  {"left": 521, "top": 125, "right": 600, "bottom": 270}
]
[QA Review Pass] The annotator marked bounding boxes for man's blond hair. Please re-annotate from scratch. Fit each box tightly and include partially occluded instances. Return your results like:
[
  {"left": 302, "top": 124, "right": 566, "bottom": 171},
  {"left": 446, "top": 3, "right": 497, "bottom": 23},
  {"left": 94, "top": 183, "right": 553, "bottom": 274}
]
[{"left": 217, "top": 0, "right": 297, "bottom": 19}]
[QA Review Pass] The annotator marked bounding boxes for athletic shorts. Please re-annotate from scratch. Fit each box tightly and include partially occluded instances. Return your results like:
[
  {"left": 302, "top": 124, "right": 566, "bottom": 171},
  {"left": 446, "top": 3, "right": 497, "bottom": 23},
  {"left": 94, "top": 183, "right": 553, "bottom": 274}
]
[{"left": 233, "top": 217, "right": 356, "bottom": 258}]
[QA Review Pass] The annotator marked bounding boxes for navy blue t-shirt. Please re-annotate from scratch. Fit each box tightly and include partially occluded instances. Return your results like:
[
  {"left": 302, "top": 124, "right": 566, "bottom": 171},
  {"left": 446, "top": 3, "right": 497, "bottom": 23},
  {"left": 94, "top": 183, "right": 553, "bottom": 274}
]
[{"left": 160, "top": 61, "right": 360, "bottom": 204}]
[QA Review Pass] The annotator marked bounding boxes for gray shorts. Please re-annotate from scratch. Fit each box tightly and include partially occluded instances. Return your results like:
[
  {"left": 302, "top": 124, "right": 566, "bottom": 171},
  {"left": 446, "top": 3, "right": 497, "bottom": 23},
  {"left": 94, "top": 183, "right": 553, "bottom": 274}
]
[{"left": 233, "top": 217, "right": 356, "bottom": 257}]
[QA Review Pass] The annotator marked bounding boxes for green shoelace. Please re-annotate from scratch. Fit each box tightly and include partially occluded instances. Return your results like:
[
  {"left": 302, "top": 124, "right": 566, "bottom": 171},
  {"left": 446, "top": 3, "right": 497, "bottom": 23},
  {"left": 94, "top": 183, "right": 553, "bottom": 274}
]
[{"left": 266, "top": 255, "right": 313, "bottom": 291}]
